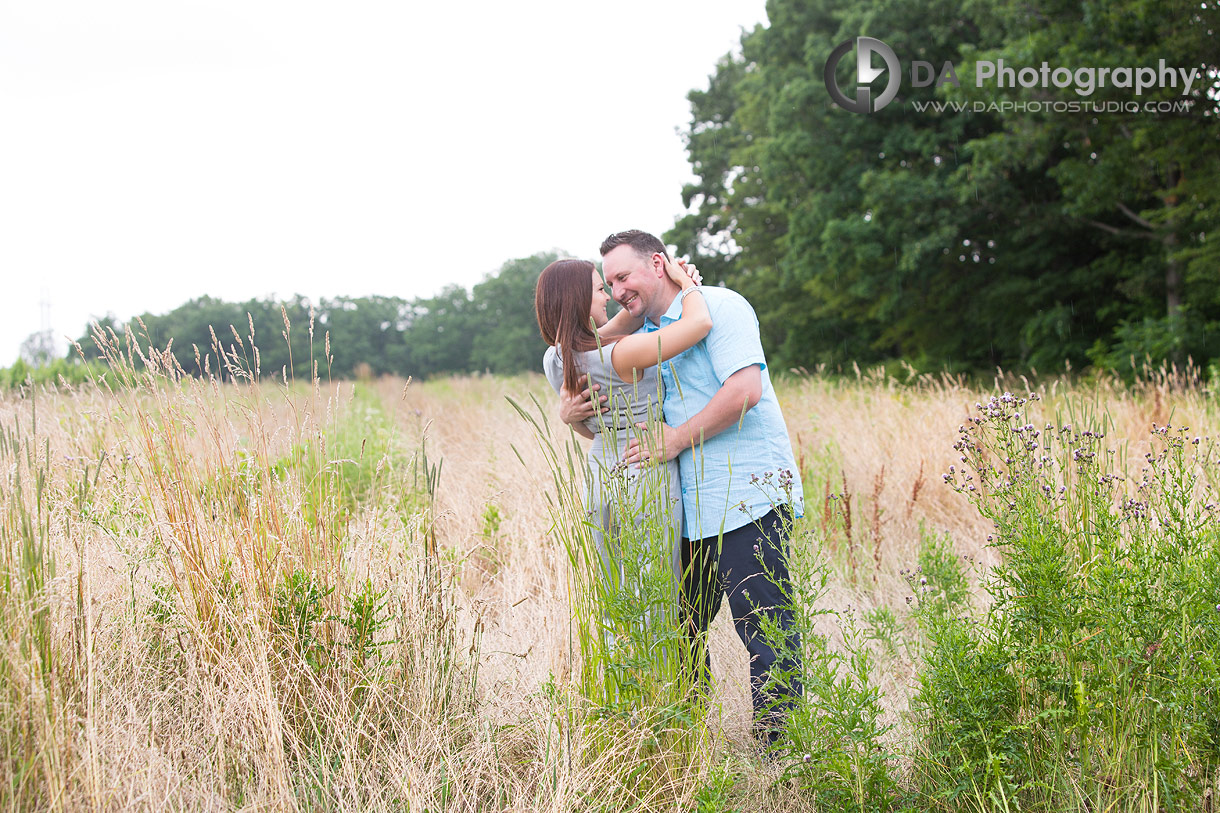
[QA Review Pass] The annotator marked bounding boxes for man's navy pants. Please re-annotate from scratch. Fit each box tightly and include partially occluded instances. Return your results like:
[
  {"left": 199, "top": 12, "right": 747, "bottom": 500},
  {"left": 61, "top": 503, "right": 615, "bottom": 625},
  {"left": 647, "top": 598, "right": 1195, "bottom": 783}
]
[{"left": 680, "top": 505, "right": 803, "bottom": 731}]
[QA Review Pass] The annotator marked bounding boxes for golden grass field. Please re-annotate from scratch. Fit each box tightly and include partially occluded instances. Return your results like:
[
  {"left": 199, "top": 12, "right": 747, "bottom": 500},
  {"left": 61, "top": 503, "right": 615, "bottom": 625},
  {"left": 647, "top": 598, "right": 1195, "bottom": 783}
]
[{"left": 1, "top": 340, "right": 1215, "bottom": 811}]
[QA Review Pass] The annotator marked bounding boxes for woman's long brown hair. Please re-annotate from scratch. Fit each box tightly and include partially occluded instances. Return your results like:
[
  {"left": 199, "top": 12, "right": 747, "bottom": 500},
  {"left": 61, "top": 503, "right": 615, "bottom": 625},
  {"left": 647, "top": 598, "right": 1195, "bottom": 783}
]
[{"left": 535, "top": 258, "right": 606, "bottom": 394}]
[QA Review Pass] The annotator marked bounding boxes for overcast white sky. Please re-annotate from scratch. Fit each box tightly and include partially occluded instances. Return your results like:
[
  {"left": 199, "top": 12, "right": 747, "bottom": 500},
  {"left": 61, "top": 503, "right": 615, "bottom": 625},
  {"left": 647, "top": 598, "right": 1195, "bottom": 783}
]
[{"left": 0, "top": 0, "right": 767, "bottom": 363}]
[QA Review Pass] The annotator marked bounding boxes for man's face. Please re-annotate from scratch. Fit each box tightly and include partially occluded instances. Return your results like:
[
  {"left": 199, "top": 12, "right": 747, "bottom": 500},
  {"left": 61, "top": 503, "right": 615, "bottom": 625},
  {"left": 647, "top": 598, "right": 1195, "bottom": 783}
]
[{"left": 602, "top": 244, "right": 662, "bottom": 319}]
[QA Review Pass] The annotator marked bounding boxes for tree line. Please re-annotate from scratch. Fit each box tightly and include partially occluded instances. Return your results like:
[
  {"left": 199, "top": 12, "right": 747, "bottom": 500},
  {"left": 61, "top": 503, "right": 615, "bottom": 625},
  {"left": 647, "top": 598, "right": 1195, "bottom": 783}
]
[{"left": 5, "top": 252, "right": 559, "bottom": 386}]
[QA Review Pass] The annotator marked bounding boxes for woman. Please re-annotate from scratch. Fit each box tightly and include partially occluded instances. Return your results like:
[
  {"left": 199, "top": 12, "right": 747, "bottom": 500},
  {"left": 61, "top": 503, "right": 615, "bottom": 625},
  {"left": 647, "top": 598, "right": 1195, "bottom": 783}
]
[{"left": 534, "top": 255, "right": 708, "bottom": 620}]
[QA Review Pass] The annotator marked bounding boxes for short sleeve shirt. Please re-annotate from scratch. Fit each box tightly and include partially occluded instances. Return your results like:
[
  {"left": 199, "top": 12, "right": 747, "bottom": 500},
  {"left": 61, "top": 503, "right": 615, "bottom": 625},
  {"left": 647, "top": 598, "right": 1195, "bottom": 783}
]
[
  {"left": 644, "top": 286, "right": 804, "bottom": 541},
  {"left": 542, "top": 343, "right": 664, "bottom": 436}
]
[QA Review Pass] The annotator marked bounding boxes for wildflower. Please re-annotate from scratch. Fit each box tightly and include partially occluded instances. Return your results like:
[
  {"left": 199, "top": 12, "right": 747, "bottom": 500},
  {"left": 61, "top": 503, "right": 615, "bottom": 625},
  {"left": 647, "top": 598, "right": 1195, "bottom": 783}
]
[{"left": 919, "top": 577, "right": 927, "bottom": 586}]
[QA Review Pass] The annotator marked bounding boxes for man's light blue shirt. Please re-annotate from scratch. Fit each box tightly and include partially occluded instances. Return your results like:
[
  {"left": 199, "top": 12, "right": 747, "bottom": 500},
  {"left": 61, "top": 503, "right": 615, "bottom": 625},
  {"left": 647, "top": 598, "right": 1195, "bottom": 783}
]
[{"left": 644, "top": 286, "right": 804, "bottom": 541}]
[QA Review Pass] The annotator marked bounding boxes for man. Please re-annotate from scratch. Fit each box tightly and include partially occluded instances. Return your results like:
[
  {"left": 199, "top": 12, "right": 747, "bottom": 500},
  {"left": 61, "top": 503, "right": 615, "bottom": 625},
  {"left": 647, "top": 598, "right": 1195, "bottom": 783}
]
[{"left": 561, "top": 229, "right": 804, "bottom": 742}]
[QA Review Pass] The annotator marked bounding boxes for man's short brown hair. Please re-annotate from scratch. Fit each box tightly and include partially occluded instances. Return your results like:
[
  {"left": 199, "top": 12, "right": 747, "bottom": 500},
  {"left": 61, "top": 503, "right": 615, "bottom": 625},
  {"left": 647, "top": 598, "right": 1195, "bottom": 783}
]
[{"left": 599, "top": 229, "right": 669, "bottom": 260}]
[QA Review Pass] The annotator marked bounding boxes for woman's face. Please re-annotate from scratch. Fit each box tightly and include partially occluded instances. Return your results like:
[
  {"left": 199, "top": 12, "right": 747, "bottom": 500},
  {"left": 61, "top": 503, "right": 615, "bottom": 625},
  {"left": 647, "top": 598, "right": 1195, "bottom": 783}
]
[{"left": 589, "top": 268, "right": 610, "bottom": 328}]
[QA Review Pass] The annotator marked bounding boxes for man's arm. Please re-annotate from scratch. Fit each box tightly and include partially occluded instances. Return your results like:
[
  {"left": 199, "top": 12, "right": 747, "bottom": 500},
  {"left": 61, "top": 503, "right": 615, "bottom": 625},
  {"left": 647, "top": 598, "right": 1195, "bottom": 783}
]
[{"left": 622, "top": 364, "right": 761, "bottom": 464}]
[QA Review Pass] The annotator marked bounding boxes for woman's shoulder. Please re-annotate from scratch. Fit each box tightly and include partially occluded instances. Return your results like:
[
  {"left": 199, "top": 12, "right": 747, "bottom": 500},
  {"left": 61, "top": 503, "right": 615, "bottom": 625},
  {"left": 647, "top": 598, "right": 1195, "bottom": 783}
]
[{"left": 575, "top": 342, "right": 620, "bottom": 374}]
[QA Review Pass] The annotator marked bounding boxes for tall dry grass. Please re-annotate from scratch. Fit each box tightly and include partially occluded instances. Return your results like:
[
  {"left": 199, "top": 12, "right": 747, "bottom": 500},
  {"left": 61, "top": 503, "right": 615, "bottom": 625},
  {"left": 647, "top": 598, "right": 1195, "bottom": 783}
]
[{"left": 0, "top": 327, "right": 1216, "bottom": 810}]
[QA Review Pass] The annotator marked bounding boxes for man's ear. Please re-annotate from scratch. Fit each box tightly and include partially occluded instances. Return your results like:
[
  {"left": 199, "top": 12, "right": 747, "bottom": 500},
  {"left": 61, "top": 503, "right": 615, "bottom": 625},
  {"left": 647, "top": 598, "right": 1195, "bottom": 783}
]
[{"left": 651, "top": 252, "right": 666, "bottom": 278}]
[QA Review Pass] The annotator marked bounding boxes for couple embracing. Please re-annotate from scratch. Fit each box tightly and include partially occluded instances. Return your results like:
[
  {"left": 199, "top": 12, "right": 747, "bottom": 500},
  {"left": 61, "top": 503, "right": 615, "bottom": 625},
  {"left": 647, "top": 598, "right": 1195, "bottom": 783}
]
[{"left": 534, "top": 229, "right": 805, "bottom": 744}]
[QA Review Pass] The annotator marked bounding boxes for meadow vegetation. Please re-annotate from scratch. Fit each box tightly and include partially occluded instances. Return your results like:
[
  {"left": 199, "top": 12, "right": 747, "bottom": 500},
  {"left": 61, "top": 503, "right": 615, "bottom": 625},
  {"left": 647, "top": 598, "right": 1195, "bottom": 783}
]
[{"left": 1, "top": 323, "right": 1217, "bottom": 810}]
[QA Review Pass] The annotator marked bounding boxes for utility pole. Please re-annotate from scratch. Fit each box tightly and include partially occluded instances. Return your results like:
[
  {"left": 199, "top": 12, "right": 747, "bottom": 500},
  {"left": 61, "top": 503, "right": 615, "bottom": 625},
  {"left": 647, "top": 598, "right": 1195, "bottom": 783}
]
[{"left": 38, "top": 289, "right": 55, "bottom": 362}]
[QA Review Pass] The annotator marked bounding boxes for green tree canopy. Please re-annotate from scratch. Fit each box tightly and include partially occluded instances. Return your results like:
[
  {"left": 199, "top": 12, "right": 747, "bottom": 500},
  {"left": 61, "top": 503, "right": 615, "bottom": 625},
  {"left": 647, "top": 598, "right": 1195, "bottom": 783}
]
[{"left": 668, "top": 0, "right": 1220, "bottom": 374}]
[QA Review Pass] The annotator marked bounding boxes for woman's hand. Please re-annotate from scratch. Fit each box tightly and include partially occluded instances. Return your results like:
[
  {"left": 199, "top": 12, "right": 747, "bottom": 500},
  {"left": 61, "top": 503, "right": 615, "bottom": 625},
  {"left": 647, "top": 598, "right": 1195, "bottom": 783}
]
[
  {"left": 684, "top": 260, "right": 702, "bottom": 286},
  {"left": 663, "top": 254, "right": 701, "bottom": 290},
  {"left": 558, "top": 374, "right": 607, "bottom": 424}
]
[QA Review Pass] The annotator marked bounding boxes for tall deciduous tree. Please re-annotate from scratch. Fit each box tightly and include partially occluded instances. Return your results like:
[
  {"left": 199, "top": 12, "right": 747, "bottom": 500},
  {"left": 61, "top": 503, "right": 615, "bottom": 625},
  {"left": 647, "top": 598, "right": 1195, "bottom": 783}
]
[
  {"left": 946, "top": 0, "right": 1220, "bottom": 369},
  {"left": 469, "top": 252, "right": 558, "bottom": 375},
  {"left": 670, "top": 0, "right": 1219, "bottom": 372}
]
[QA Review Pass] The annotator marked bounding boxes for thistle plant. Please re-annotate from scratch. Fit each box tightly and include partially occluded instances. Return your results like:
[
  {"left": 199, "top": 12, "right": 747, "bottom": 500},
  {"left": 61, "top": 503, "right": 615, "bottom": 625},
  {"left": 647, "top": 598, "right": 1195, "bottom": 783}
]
[{"left": 915, "top": 391, "right": 1220, "bottom": 811}]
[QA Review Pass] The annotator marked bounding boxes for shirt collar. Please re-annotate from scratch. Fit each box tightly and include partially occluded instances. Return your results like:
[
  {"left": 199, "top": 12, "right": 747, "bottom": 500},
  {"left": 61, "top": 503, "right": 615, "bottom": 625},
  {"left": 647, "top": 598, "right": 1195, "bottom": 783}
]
[{"left": 644, "top": 293, "right": 685, "bottom": 330}]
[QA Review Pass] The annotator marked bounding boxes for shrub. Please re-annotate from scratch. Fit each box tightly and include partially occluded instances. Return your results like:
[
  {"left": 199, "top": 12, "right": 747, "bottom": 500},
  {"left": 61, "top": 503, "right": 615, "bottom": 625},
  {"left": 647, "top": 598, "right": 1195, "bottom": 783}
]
[{"left": 914, "top": 392, "right": 1220, "bottom": 810}]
